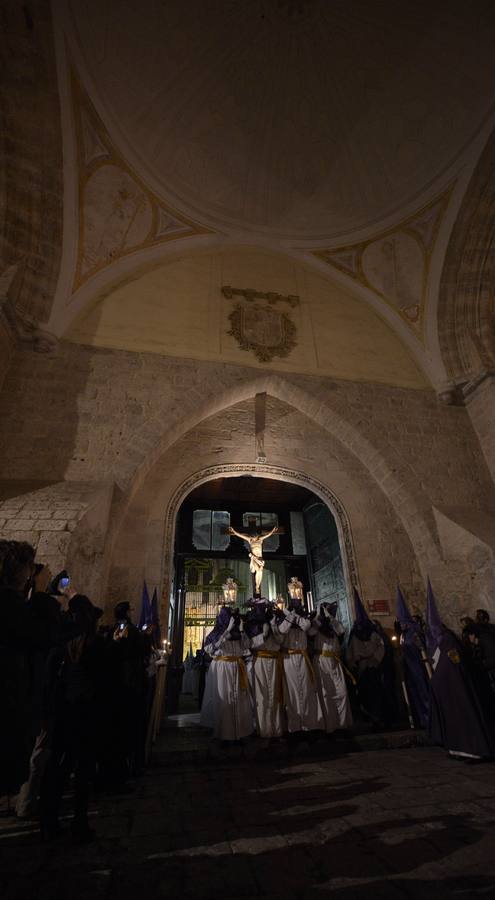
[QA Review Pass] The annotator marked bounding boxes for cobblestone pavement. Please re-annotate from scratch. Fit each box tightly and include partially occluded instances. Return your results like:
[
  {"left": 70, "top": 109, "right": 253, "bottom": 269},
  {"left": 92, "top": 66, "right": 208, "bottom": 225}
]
[{"left": 2, "top": 741, "right": 495, "bottom": 900}]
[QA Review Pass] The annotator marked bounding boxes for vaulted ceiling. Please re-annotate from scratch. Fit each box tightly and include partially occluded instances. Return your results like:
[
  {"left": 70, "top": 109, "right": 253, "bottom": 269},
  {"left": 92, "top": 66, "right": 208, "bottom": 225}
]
[
  {"left": 5, "top": 1, "right": 495, "bottom": 392},
  {"left": 69, "top": 0, "right": 495, "bottom": 242}
]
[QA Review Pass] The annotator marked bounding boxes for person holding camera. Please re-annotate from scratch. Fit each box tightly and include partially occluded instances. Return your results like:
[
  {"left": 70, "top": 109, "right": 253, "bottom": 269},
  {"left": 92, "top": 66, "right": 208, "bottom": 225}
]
[
  {"left": 98, "top": 601, "right": 147, "bottom": 792},
  {"left": 39, "top": 590, "right": 105, "bottom": 842},
  {"left": 16, "top": 567, "right": 71, "bottom": 819},
  {"left": 0, "top": 540, "right": 40, "bottom": 800}
]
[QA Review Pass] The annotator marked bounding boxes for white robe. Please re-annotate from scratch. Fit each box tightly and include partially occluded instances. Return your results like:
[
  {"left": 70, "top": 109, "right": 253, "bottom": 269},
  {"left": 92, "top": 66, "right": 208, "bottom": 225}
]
[
  {"left": 278, "top": 614, "right": 324, "bottom": 732},
  {"left": 250, "top": 630, "right": 286, "bottom": 738},
  {"left": 200, "top": 633, "right": 253, "bottom": 740},
  {"left": 311, "top": 619, "right": 352, "bottom": 732}
]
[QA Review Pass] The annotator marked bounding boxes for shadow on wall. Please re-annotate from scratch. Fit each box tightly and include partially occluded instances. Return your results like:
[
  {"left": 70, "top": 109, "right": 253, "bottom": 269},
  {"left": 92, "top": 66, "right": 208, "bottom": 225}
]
[
  {"left": 0, "top": 339, "right": 96, "bottom": 484},
  {"left": 0, "top": 310, "right": 116, "bottom": 598}
]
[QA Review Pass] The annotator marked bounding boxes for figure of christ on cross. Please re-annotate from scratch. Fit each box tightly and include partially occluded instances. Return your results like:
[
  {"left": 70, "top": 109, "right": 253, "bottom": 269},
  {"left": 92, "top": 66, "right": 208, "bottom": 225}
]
[{"left": 226, "top": 524, "right": 283, "bottom": 595}]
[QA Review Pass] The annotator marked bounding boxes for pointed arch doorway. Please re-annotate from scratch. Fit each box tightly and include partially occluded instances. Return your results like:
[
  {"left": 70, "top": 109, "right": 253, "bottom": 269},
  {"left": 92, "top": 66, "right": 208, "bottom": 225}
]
[{"left": 162, "top": 465, "right": 359, "bottom": 714}]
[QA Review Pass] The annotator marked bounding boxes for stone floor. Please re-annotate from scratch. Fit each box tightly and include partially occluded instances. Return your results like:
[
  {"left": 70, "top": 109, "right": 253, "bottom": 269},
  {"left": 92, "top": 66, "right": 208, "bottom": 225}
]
[{"left": 2, "top": 733, "right": 495, "bottom": 900}]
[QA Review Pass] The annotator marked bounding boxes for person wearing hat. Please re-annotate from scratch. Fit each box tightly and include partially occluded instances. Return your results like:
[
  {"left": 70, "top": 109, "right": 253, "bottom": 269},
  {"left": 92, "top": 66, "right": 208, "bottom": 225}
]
[
  {"left": 200, "top": 607, "right": 253, "bottom": 742},
  {"left": 246, "top": 603, "right": 286, "bottom": 740},
  {"left": 310, "top": 603, "right": 352, "bottom": 733}
]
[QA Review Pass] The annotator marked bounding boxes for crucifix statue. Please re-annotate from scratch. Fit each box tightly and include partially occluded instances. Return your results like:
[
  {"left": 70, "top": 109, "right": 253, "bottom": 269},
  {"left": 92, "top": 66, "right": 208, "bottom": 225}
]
[{"left": 226, "top": 523, "right": 283, "bottom": 596}]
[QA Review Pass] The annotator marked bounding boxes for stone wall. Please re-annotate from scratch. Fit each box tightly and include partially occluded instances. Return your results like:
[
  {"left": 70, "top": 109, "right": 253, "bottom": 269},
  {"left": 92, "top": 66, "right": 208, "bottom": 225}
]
[
  {"left": 0, "top": 1, "right": 63, "bottom": 324},
  {"left": 107, "top": 396, "right": 425, "bottom": 625},
  {"left": 0, "top": 480, "right": 114, "bottom": 600},
  {"left": 1, "top": 340, "right": 495, "bottom": 624}
]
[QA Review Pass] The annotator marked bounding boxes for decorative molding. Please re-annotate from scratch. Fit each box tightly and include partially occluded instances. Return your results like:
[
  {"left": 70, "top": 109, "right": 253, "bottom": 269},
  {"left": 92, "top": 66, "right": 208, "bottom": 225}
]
[
  {"left": 461, "top": 370, "right": 495, "bottom": 402},
  {"left": 222, "top": 286, "right": 300, "bottom": 307},
  {"left": 70, "top": 71, "right": 211, "bottom": 292},
  {"left": 160, "top": 463, "right": 361, "bottom": 620},
  {"left": 228, "top": 302, "right": 297, "bottom": 363},
  {"left": 312, "top": 187, "right": 454, "bottom": 336}
]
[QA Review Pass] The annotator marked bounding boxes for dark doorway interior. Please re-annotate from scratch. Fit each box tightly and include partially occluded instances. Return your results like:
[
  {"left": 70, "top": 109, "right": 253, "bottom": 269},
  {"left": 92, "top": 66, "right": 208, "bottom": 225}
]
[{"left": 165, "top": 475, "right": 350, "bottom": 714}]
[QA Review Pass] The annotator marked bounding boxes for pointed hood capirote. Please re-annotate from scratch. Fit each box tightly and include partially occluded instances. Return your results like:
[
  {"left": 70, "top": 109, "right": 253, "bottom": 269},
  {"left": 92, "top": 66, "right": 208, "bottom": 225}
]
[
  {"left": 138, "top": 581, "right": 151, "bottom": 629},
  {"left": 351, "top": 587, "right": 373, "bottom": 640},
  {"left": 396, "top": 585, "right": 415, "bottom": 627},
  {"left": 205, "top": 606, "right": 232, "bottom": 647},
  {"left": 244, "top": 601, "right": 269, "bottom": 638},
  {"left": 426, "top": 578, "right": 444, "bottom": 654}
]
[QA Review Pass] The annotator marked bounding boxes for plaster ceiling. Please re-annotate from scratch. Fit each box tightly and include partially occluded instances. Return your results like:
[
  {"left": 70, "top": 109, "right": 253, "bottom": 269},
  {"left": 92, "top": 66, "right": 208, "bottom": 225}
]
[
  {"left": 69, "top": 0, "right": 495, "bottom": 241},
  {"left": 66, "top": 245, "right": 427, "bottom": 389}
]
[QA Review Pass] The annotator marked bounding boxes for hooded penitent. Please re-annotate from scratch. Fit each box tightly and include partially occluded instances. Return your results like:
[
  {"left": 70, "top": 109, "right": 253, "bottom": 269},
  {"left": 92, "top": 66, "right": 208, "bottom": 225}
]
[
  {"left": 244, "top": 602, "right": 269, "bottom": 638},
  {"left": 396, "top": 585, "right": 430, "bottom": 729},
  {"left": 425, "top": 579, "right": 445, "bottom": 657},
  {"left": 205, "top": 606, "right": 231, "bottom": 647},
  {"left": 288, "top": 598, "right": 306, "bottom": 618},
  {"left": 138, "top": 581, "right": 152, "bottom": 629},
  {"left": 317, "top": 603, "right": 336, "bottom": 639},
  {"left": 351, "top": 587, "right": 374, "bottom": 640}
]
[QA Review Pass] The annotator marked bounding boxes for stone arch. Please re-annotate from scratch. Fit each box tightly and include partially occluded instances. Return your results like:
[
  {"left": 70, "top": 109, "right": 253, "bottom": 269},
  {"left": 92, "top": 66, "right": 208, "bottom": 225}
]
[
  {"left": 105, "top": 387, "right": 444, "bottom": 624},
  {"left": 117, "top": 371, "right": 441, "bottom": 573},
  {"left": 159, "top": 462, "right": 361, "bottom": 618},
  {"left": 105, "top": 391, "right": 429, "bottom": 628},
  {"left": 438, "top": 124, "right": 495, "bottom": 382}
]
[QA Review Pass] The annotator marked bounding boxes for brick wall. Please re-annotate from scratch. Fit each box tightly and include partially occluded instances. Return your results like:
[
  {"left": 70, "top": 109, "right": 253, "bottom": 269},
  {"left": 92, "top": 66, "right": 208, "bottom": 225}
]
[{"left": 0, "top": 481, "right": 113, "bottom": 599}]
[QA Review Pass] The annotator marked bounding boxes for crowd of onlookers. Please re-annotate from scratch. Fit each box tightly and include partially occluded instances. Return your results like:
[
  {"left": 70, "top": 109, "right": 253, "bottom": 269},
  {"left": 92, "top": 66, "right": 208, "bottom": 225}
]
[
  {"left": 3, "top": 534, "right": 495, "bottom": 843},
  {"left": 0, "top": 539, "right": 161, "bottom": 843}
]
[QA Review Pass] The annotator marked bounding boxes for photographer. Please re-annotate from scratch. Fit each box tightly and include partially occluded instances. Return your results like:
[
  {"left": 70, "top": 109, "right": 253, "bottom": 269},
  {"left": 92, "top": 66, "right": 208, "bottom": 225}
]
[
  {"left": 39, "top": 591, "right": 105, "bottom": 842},
  {"left": 99, "top": 601, "right": 147, "bottom": 792},
  {"left": 16, "top": 565, "right": 68, "bottom": 819},
  {"left": 0, "top": 540, "right": 39, "bottom": 798}
]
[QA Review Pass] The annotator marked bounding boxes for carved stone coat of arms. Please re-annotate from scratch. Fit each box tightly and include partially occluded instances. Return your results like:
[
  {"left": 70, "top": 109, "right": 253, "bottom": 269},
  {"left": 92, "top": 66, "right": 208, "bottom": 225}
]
[{"left": 228, "top": 302, "right": 297, "bottom": 363}]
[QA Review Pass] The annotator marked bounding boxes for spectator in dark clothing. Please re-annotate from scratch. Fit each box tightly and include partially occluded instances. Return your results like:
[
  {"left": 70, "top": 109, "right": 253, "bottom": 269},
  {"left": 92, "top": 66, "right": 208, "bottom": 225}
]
[
  {"left": 0, "top": 540, "right": 38, "bottom": 797},
  {"left": 476, "top": 609, "right": 493, "bottom": 626},
  {"left": 39, "top": 593, "right": 104, "bottom": 842},
  {"left": 16, "top": 565, "right": 66, "bottom": 819},
  {"left": 98, "top": 601, "right": 146, "bottom": 792}
]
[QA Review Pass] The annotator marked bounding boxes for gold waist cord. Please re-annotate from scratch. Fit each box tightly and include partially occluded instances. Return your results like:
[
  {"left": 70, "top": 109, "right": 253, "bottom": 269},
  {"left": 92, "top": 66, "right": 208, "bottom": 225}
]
[
  {"left": 285, "top": 647, "right": 316, "bottom": 684},
  {"left": 254, "top": 650, "right": 284, "bottom": 704},
  {"left": 214, "top": 655, "right": 250, "bottom": 692},
  {"left": 315, "top": 649, "right": 356, "bottom": 685}
]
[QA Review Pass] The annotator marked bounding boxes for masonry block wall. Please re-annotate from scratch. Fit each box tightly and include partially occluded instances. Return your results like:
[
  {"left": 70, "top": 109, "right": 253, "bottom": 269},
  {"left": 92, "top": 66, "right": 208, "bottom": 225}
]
[
  {"left": 0, "top": 341, "right": 494, "bottom": 624},
  {"left": 107, "top": 395, "right": 425, "bottom": 625}
]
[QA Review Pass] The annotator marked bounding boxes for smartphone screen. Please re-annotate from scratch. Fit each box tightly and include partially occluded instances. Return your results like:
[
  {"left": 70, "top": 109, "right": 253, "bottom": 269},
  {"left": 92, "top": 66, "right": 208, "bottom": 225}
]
[{"left": 59, "top": 576, "right": 70, "bottom": 589}]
